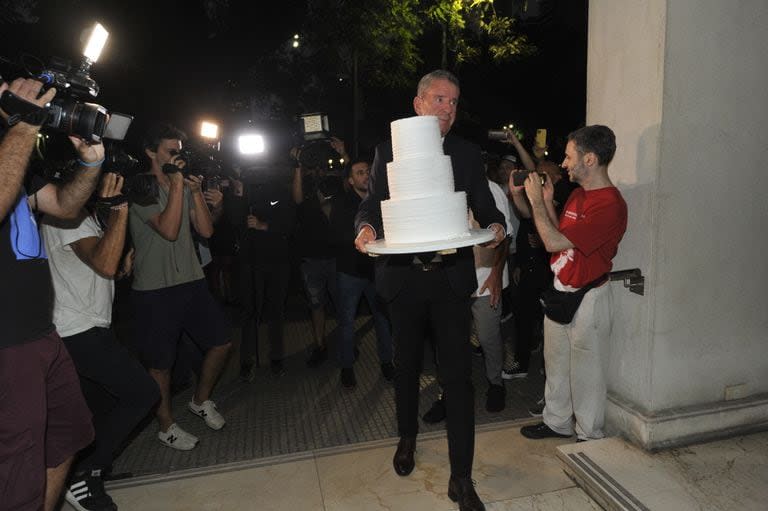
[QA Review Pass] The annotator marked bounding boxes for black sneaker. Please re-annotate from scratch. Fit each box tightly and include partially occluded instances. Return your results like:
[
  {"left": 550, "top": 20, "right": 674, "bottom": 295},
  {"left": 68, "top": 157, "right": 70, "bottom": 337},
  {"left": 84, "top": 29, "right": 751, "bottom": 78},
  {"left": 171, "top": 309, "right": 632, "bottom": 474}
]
[
  {"left": 306, "top": 345, "right": 328, "bottom": 368},
  {"left": 485, "top": 384, "right": 506, "bottom": 412},
  {"left": 380, "top": 361, "right": 395, "bottom": 381},
  {"left": 341, "top": 367, "right": 357, "bottom": 388},
  {"left": 65, "top": 470, "right": 117, "bottom": 511},
  {"left": 501, "top": 360, "right": 528, "bottom": 380},
  {"left": 270, "top": 359, "right": 285, "bottom": 377},
  {"left": 529, "top": 397, "right": 545, "bottom": 417},
  {"left": 422, "top": 397, "right": 446, "bottom": 424},
  {"left": 520, "top": 422, "right": 572, "bottom": 440}
]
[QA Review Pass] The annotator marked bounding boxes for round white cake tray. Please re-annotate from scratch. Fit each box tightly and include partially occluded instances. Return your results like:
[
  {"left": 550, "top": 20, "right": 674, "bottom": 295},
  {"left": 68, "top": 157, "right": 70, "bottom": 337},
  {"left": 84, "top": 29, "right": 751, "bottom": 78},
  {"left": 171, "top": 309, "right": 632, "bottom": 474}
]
[{"left": 365, "top": 228, "right": 495, "bottom": 255}]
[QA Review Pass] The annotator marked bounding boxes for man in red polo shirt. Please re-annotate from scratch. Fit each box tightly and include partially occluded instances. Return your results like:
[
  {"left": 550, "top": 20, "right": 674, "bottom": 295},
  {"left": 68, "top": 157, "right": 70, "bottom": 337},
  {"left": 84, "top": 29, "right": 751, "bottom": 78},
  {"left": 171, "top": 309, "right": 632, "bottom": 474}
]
[{"left": 514, "top": 125, "right": 627, "bottom": 442}]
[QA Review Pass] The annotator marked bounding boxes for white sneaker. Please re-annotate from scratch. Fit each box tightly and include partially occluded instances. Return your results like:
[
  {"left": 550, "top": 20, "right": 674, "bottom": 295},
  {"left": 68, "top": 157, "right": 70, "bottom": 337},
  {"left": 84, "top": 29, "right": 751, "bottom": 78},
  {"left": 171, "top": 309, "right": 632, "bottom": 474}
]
[
  {"left": 158, "top": 423, "right": 198, "bottom": 450},
  {"left": 188, "top": 399, "right": 226, "bottom": 430}
]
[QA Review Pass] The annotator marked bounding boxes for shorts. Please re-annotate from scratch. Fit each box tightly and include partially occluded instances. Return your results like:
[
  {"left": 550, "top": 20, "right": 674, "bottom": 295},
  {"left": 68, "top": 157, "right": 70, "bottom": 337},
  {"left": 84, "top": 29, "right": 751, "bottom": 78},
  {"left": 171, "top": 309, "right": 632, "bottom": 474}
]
[
  {"left": 0, "top": 331, "right": 94, "bottom": 510},
  {"left": 300, "top": 257, "right": 337, "bottom": 310},
  {"left": 132, "top": 279, "right": 231, "bottom": 369}
]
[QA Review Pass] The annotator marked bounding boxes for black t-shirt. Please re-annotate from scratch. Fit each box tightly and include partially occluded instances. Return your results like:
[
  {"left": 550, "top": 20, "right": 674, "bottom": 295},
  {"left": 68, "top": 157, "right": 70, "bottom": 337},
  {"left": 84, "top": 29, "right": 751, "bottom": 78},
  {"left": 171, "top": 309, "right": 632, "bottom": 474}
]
[{"left": 0, "top": 175, "right": 54, "bottom": 349}]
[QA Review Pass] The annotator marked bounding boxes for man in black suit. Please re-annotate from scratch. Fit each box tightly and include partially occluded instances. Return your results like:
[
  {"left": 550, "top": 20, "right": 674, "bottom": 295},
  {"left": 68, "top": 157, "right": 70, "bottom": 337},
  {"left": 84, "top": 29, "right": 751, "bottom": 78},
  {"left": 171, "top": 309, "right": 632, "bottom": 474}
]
[{"left": 354, "top": 69, "right": 505, "bottom": 511}]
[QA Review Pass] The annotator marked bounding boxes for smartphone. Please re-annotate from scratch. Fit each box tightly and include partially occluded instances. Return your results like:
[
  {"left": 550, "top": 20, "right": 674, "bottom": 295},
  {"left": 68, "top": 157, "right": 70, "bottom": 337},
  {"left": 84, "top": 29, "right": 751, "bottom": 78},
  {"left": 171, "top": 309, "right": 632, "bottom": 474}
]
[
  {"left": 103, "top": 112, "right": 134, "bottom": 141},
  {"left": 535, "top": 128, "right": 547, "bottom": 148}
]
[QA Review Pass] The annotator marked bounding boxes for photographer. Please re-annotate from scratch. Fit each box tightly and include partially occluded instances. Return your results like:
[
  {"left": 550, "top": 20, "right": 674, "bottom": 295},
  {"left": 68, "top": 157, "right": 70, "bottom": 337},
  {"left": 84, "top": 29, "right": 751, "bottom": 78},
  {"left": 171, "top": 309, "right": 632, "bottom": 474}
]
[
  {"left": 291, "top": 139, "right": 344, "bottom": 368},
  {"left": 516, "top": 125, "right": 627, "bottom": 442},
  {"left": 128, "top": 123, "right": 231, "bottom": 451},
  {"left": 1, "top": 77, "right": 103, "bottom": 511},
  {"left": 41, "top": 172, "right": 159, "bottom": 511}
]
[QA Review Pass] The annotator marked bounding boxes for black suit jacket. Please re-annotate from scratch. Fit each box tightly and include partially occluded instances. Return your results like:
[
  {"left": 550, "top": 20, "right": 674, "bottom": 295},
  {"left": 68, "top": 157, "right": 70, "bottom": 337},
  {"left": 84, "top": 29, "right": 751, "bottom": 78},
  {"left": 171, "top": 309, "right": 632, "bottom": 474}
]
[{"left": 355, "top": 132, "right": 504, "bottom": 301}]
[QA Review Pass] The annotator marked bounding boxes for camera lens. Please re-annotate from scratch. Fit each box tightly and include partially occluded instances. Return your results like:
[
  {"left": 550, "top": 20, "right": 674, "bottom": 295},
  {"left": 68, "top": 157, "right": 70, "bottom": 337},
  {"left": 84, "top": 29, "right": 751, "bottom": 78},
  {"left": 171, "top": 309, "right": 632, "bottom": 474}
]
[{"left": 45, "top": 97, "right": 108, "bottom": 143}]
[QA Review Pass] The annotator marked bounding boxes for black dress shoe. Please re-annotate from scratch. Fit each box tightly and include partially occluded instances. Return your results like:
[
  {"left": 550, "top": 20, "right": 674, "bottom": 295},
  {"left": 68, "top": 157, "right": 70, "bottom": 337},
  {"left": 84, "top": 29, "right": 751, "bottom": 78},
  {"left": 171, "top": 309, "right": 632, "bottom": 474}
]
[
  {"left": 392, "top": 436, "right": 416, "bottom": 476},
  {"left": 421, "top": 397, "right": 446, "bottom": 424},
  {"left": 448, "top": 476, "right": 485, "bottom": 511}
]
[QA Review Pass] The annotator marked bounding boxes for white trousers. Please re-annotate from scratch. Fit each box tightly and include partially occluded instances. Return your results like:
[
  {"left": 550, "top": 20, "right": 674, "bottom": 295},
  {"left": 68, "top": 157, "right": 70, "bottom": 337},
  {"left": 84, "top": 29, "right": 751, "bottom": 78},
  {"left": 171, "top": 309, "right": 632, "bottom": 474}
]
[{"left": 542, "top": 283, "right": 613, "bottom": 439}]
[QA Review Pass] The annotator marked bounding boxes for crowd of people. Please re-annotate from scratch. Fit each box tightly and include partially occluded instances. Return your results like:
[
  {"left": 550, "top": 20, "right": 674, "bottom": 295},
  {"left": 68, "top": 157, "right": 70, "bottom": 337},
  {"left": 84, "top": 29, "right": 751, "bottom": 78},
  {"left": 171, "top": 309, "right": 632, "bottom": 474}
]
[{"left": 0, "top": 68, "right": 626, "bottom": 511}]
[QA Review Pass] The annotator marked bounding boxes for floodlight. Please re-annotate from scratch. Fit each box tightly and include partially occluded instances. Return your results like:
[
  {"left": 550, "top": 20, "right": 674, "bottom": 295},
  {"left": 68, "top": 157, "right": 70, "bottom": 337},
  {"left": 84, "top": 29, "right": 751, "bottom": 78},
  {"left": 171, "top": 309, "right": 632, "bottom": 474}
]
[
  {"left": 83, "top": 23, "right": 109, "bottom": 63},
  {"left": 200, "top": 121, "right": 219, "bottom": 140},
  {"left": 300, "top": 113, "right": 330, "bottom": 141},
  {"left": 238, "top": 134, "right": 265, "bottom": 155}
]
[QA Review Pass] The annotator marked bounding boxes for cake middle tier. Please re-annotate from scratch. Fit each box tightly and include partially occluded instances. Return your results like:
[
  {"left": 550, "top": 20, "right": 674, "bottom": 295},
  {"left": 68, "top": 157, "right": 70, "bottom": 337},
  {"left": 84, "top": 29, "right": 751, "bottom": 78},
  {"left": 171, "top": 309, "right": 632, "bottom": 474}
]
[
  {"left": 381, "top": 191, "right": 469, "bottom": 244},
  {"left": 386, "top": 155, "right": 455, "bottom": 200}
]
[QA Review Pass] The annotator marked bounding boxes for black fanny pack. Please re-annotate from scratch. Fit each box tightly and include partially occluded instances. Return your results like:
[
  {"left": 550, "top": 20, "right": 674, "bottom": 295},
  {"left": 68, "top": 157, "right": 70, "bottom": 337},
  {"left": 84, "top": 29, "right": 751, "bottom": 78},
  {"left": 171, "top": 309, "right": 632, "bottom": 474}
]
[{"left": 540, "top": 274, "right": 608, "bottom": 325}]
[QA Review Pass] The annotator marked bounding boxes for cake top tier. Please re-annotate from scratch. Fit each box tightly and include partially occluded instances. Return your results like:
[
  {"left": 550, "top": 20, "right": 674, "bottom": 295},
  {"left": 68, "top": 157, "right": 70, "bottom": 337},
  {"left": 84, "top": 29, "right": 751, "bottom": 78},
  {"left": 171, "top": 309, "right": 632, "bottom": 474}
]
[{"left": 391, "top": 115, "right": 444, "bottom": 161}]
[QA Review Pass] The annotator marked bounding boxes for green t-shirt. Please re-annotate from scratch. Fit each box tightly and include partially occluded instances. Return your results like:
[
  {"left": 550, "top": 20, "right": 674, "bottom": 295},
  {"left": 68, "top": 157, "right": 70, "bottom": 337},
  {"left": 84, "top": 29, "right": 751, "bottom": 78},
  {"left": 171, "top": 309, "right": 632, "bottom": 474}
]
[{"left": 129, "top": 183, "right": 204, "bottom": 291}]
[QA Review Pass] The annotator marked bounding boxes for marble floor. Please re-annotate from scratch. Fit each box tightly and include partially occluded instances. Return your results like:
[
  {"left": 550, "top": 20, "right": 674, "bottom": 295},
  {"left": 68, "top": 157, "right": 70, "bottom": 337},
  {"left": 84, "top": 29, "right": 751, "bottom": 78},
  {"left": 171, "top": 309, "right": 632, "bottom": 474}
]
[
  {"left": 558, "top": 431, "right": 768, "bottom": 511},
  {"left": 64, "top": 421, "right": 599, "bottom": 511},
  {"left": 60, "top": 426, "right": 768, "bottom": 510}
]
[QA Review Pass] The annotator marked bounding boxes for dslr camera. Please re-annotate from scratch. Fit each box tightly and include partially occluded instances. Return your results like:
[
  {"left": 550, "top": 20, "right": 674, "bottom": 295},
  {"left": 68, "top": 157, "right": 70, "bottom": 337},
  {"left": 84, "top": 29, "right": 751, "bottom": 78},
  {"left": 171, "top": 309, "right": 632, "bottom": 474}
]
[{"left": 102, "top": 143, "right": 159, "bottom": 206}]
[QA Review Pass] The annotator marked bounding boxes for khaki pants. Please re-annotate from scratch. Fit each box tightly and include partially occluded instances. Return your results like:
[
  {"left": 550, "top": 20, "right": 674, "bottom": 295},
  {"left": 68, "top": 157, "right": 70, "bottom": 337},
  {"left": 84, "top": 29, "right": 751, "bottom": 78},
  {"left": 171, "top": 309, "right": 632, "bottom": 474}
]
[{"left": 542, "top": 283, "right": 613, "bottom": 439}]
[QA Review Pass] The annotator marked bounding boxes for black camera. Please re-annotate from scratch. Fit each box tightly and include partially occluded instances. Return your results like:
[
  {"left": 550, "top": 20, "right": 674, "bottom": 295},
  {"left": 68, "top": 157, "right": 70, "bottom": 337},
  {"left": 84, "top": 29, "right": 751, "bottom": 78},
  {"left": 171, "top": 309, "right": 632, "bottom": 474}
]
[
  {"left": 512, "top": 171, "right": 547, "bottom": 187},
  {"left": 162, "top": 147, "right": 224, "bottom": 178},
  {"left": 102, "top": 143, "right": 158, "bottom": 206},
  {"left": 1, "top": 43, "right": 132, "bottom": 143}
]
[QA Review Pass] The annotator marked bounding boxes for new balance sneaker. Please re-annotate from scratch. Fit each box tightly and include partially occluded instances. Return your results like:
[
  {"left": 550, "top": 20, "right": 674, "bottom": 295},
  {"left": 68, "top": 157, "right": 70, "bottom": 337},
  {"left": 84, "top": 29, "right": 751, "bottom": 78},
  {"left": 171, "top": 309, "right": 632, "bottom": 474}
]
[
  {"left": 65, "top": 469, "right": 117, "bottom": 511},
  {"left": 158, "top": 423, "right": 199, "bottom": 450},
  {"left": 501, "top": 360, "right": 528, "bottom": 380},
  {"left": 188, "top": 399, "right": 226, "bottom": 430}
]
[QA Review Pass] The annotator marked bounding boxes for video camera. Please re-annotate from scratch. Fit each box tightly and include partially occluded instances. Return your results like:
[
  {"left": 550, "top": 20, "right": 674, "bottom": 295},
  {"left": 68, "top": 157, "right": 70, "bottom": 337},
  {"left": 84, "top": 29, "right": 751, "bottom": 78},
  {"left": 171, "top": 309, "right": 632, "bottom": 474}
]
[{"left": 0, "top": 23, "right": 133, "bottom": 144}]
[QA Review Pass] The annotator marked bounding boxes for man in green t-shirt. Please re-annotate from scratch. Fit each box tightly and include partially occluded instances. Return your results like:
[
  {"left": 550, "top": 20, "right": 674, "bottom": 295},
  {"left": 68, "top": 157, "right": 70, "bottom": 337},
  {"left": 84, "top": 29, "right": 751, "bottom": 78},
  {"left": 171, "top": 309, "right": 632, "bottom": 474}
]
[{"left": 129, "top": 123, "right": 231, "bottom": 451}]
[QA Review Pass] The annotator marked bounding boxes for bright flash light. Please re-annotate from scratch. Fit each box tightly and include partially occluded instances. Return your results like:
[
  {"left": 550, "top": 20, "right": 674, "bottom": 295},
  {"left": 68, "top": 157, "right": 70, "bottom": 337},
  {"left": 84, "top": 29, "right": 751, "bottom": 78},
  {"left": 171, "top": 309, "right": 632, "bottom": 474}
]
[
  {"left": 239, "top": 134, "right": 265, "bottom": 155},
  {"left": 83, "top": 23, "right": 109, "bottom": 62},
  {"left": 200, "top": 121, "right": 219, "bottom": 140}
]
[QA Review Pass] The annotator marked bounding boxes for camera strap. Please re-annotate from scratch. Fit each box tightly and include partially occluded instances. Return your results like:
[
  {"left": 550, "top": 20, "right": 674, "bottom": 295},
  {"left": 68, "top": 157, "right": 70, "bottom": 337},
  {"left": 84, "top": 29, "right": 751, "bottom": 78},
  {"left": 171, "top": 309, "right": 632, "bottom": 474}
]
[{"left": 0, "top": 90, "right": 48, "bottom": 127}]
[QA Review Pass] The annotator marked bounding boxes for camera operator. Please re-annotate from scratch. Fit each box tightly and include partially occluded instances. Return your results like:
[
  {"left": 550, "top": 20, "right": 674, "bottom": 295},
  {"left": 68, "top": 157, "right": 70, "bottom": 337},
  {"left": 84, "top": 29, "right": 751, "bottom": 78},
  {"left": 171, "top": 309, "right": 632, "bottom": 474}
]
[
  {"left": 41, "top": 172, "right": 159, "bottom": 511},
  {"left": 0, "top": 77, "right": 104, "bottom": 511},
  {"left": 128, "top": 123, "right": 231, "bottom": 451},
  {"left": 229, "top": 172, "right": 296, "bottom": 380},
  {"left": 291, "top": 139, "right": 343, "bottom": 368}
]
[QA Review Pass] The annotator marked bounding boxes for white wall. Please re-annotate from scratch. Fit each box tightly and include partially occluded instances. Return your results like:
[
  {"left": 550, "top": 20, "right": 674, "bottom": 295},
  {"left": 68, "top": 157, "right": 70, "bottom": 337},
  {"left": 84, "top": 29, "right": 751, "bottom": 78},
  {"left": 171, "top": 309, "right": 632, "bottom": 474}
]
[
  {"left": 651, "top": 0, "right": 768, "bottom": 408},
  {"left": 589, "top": 0, "right": 768, "bottom": 439}
]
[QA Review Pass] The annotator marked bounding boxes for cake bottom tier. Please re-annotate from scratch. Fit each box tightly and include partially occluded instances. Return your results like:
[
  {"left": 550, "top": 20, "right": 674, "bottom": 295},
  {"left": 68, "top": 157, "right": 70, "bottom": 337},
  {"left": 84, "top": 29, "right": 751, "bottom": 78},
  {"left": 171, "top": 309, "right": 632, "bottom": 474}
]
[{"left": 381, "top": 192, "right": 469, "bottom": 244}]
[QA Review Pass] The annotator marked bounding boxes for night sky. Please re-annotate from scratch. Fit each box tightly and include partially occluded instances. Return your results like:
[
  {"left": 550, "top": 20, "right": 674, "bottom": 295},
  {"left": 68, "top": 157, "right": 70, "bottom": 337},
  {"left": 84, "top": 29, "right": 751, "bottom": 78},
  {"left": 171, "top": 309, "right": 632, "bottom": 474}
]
[{"left": 1, "top": 0, "right": 587, "bottom": 166}]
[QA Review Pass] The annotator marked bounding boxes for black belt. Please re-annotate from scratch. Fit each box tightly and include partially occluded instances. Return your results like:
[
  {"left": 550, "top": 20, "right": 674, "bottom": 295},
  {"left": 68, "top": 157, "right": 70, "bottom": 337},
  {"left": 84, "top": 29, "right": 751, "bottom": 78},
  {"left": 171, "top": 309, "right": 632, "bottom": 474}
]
[{"left": 412, "top": 261, "right": 444, "bottom": 272}]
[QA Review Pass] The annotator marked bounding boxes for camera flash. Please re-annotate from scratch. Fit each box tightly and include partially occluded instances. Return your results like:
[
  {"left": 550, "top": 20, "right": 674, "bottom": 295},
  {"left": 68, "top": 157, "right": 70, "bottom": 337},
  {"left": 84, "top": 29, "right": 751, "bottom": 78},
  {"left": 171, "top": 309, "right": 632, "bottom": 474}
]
[
  {"left": 200, "top": 121, "right": 219, "bottom": 140},
  {"left": 239, "top": 134, "right": 265, "bottom": 155},
  {"left": 83, "top": 23, "right": 109, "bottom": 63}
]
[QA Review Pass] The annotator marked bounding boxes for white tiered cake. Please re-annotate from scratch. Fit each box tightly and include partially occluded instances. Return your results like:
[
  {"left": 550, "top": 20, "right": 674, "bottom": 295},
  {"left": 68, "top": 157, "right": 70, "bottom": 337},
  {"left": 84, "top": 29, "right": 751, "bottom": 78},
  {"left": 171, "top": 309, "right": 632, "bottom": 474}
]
[{"left": 381, "top": 116, "right": 470, "bottom": 244}]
